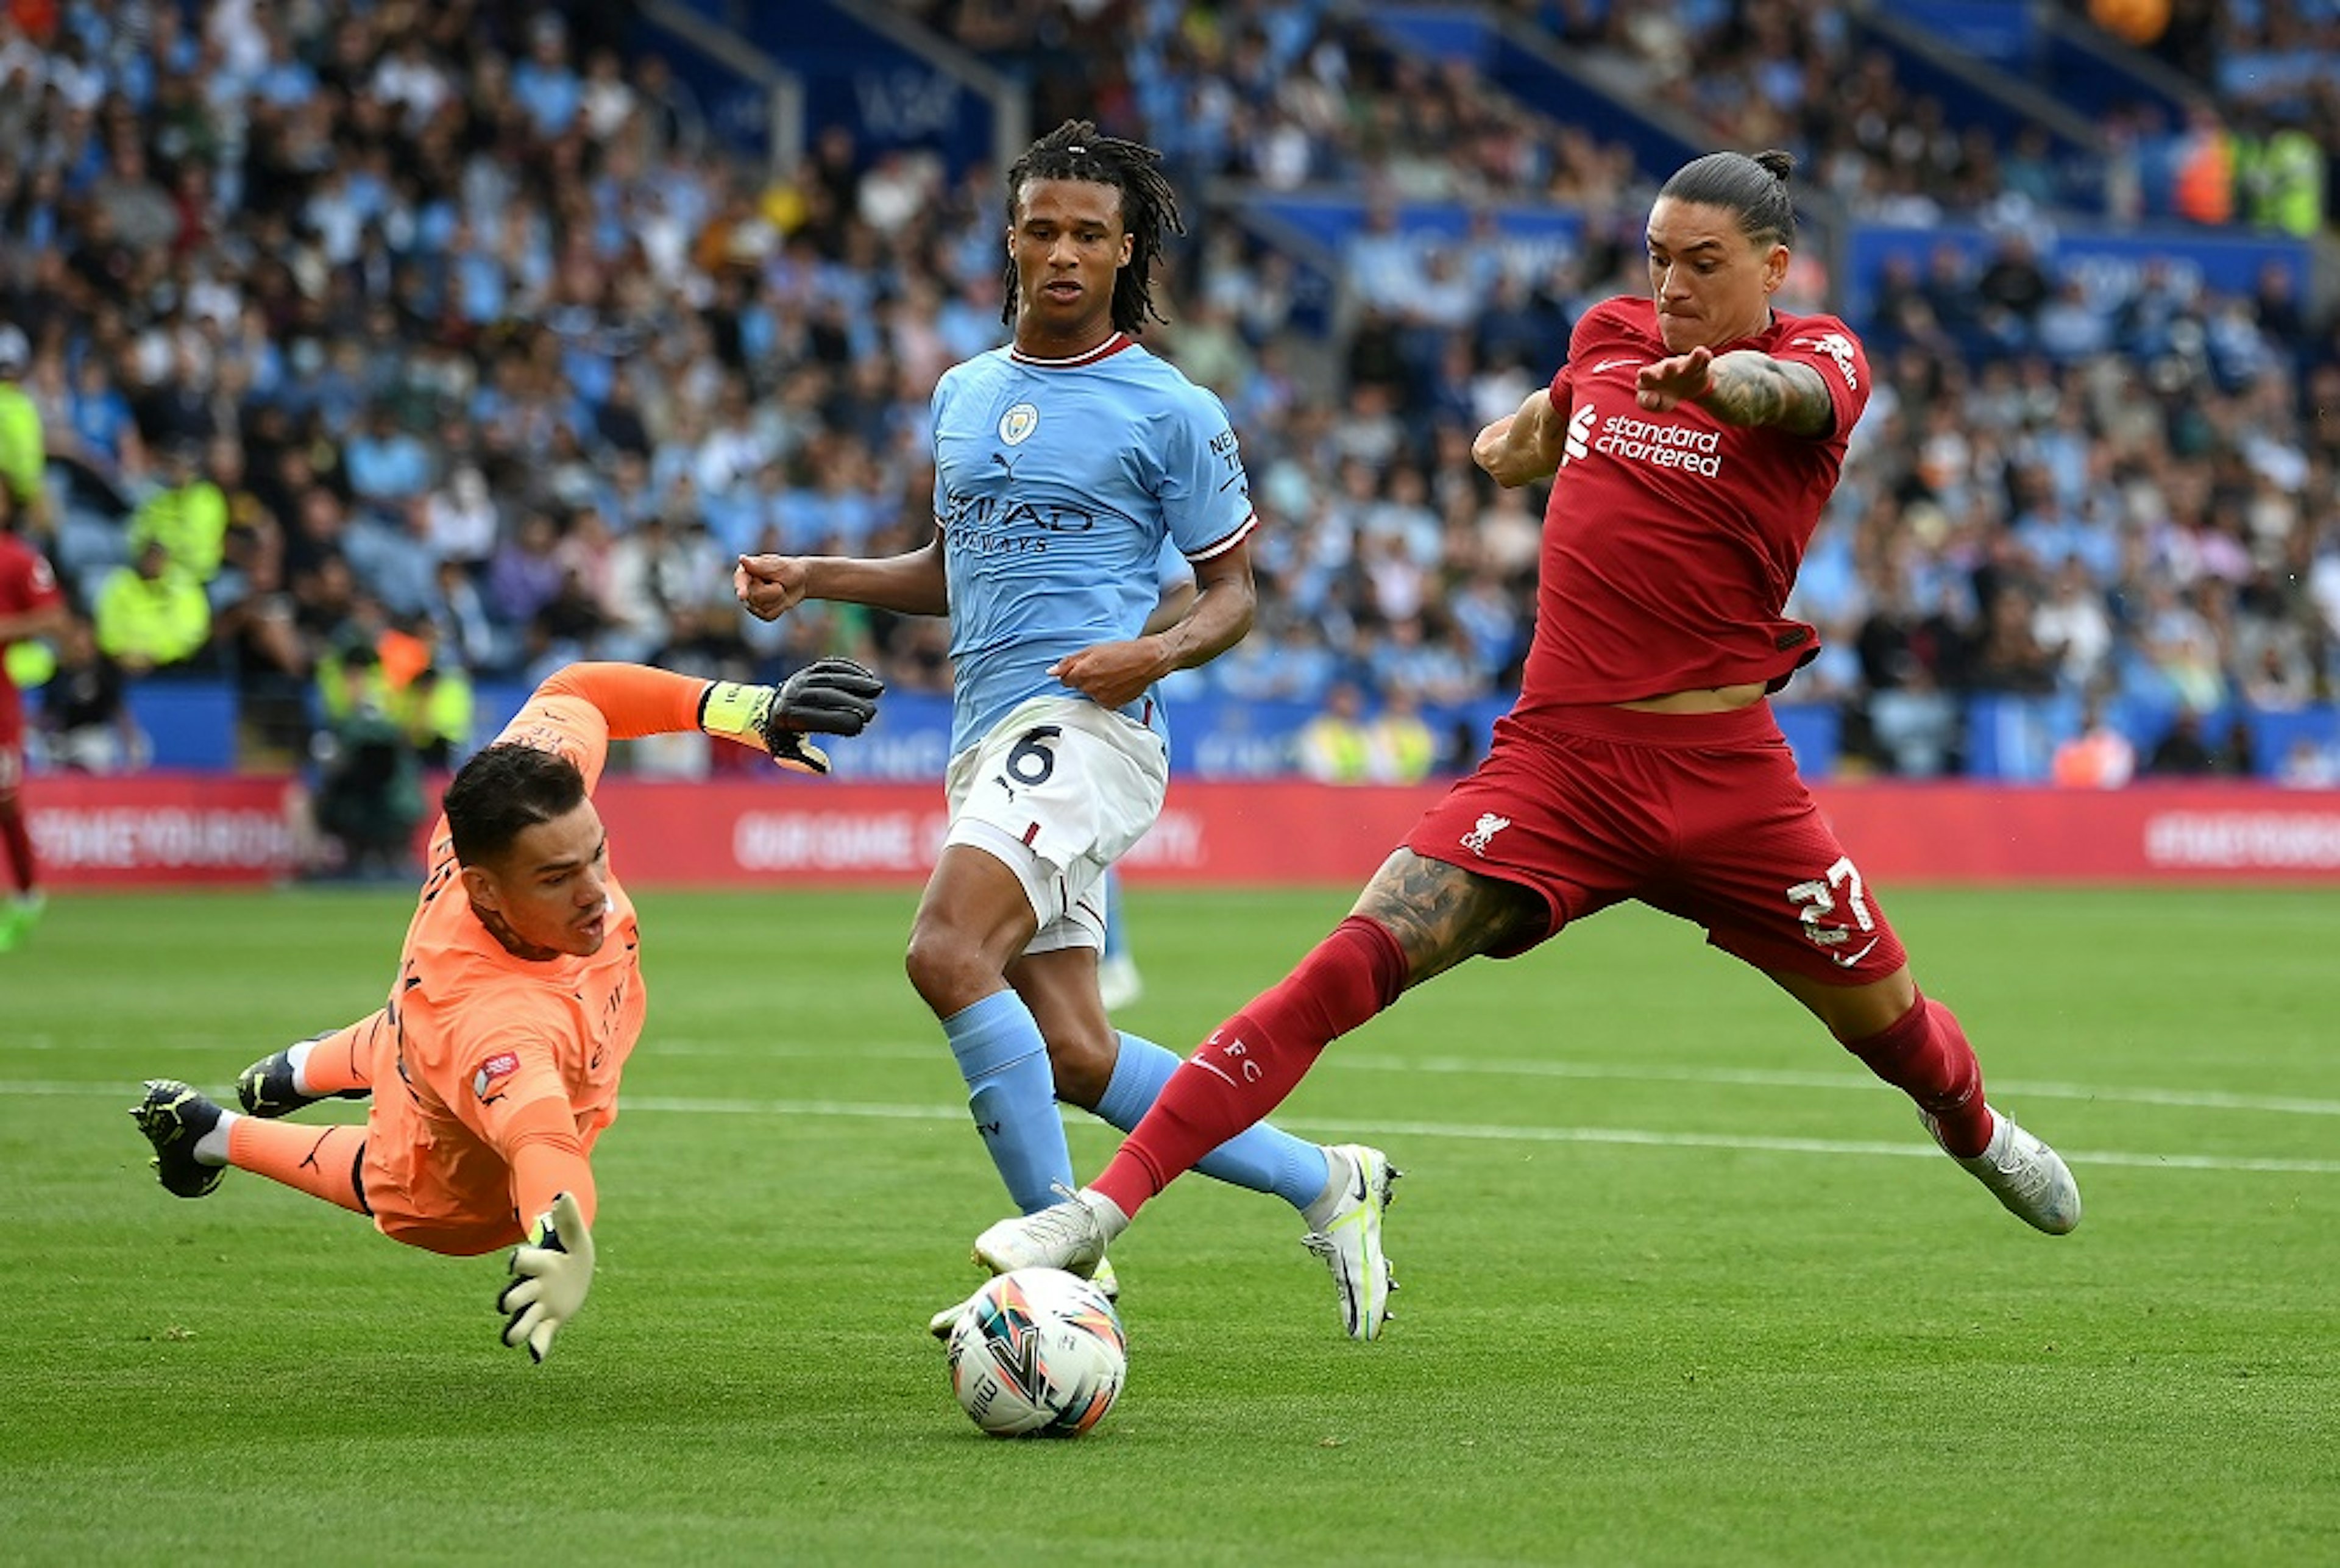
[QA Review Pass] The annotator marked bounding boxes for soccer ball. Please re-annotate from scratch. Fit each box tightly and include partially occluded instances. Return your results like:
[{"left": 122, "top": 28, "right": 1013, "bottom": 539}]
[{"left": 945, "top": 1268, "right": 1127, "bottom": 1438}]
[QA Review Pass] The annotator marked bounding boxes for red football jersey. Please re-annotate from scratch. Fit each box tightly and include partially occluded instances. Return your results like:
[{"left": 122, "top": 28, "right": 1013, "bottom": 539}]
[
  {"left": 0, "top": 531, "right": 65, "bottom": 740},
  {"left": 1514, "top": 296, "right": 1868, "bottom": 714}
]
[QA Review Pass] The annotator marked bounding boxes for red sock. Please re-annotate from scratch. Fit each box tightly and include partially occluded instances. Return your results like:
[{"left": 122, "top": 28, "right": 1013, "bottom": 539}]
[
  {"left": 228, "top": 1120, "right": 369, "bottom": 1215},
  {"left": 1842, "top": 990, "right": 1991, "bottom": 1156},
  {"left": 0, "top": 798, "right": 34, "bottom": 893},
  {"left": 1094, "top": 917, "right": 1409, "bottom": 1218}
]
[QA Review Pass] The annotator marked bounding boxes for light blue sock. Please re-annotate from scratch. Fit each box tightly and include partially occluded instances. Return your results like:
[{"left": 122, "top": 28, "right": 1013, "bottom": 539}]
[
  {"left": 1094, "top": 1031, "right": 1332, "bottom": 1211},
  {"left": 944, "top": 991, "right": 1074, "bottom": 1215}
]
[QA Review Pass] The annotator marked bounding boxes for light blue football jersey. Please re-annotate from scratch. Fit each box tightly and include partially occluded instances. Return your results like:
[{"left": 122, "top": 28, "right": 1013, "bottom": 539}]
[{"left": 931, "top": 333, "right": 1255, "bottom": 757}]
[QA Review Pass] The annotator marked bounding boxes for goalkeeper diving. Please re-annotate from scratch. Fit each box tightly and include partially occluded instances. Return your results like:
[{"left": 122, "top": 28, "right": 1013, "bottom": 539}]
[{"left": 129, "top": 658, "right": 884, "bottom": 1360}]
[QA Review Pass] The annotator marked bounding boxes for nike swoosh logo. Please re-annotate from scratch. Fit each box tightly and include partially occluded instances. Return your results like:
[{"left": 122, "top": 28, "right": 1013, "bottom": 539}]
[
  {"left": 1194, "top": 1057, "right": 1239, "bottom": 1088},
  {"left": 1830, "top": 937, "right": 1881, "bottom": 968},
  {"left": 1351, "top": 1165, "right": 1370, "bottom": 1204},
  {"left": 1588, "top": 357, "right": 1639, "bottom": 374}
]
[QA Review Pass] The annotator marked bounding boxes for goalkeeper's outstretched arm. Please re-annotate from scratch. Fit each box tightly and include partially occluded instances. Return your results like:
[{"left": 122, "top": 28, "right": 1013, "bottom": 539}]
[
  {"left": 491, "top": 1098, "right": 598, "bottom": 1361},
  {"left": 529, "top": 659, "right": 886, "bottom": 775}
]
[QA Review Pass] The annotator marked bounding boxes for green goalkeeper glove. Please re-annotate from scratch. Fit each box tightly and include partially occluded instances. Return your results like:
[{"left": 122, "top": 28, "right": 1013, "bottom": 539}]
[
  {"left": 698, "top": 657, "right": 886, "bottom": 775},
  {"left": 498, "top": 1191, "right": 595, "bottom": 1363}
]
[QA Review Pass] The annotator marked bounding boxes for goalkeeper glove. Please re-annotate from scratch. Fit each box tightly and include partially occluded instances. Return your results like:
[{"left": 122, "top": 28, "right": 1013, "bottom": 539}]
[
  {"left": 698, "top": 657, "right": 886, "bottom": 775},
  {"left": 498, "top": 1190, "right": 595, "bottom": 1363}
]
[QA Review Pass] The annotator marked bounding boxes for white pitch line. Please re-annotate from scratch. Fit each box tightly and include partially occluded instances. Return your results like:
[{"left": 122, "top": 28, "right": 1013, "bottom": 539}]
[
  {"left": 612, "top": 1094, "right": 2340, "bottom": 1176},
  {"left": 23, "top": 1032, "right": 2340, "bottom": 1120},
  {"left": 24, "top": 1085, "right": 2340, "bottom": 1176},
  {"left": 629, "top": 1040, "right": 2340, "bottom": 1119},
  {"left": 1325, "top": 1052, "right": 2340, "bottom": 1119}
]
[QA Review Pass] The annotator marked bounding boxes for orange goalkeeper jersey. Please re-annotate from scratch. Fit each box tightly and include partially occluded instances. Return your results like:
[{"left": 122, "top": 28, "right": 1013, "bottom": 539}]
[{"left": 359, "top": 663, "right": 708, "bottom": 1254}]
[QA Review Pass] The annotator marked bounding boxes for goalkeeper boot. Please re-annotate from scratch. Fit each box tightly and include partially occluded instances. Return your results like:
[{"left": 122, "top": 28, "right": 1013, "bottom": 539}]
[
  {"left": 236, "top": 1036, "right": 366, "bottom": 1118},
  {"left": 1923, "top": 1104, "right": 2080, "bottom": 1235},
  {"left": 972, "top": 1187, "right": 1126, "bottom": 1280},
  {"left": 131, "top": 1079, "right": 227, "bottom": 1198},
  {"left": 1300, "top": 1144, "right": 1400, "bottom": 1341}
]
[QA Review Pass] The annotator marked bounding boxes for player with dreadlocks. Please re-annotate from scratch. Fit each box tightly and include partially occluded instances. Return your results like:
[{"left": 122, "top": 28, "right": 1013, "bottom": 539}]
[
  {"left": 995, "top": 120, "right": 1183, "bottom": 335},
  {"left": 736, "top": 120, "right": 1399, "bottom": 1340}
]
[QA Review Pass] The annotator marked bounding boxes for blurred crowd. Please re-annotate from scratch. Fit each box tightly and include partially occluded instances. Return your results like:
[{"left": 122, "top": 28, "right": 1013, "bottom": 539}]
[{"left": 1, "top": 0, "right": 2336, "bottom": 799}]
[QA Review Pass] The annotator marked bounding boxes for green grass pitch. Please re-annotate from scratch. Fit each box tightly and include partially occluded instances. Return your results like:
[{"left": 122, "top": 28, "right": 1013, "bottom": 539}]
[{"left": 4, "top": 883, "right": 2335, "bottom": 1566}]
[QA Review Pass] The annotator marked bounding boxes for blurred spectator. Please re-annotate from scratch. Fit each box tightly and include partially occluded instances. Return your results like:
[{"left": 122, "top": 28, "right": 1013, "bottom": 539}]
[
  {"left": 305, "top": 644, "right": 423, "bottom": 880},
  {"left": 37, "top": 614, "right": 146, "bottom": 772},
  {"left": 94, "top": 538, "right": 211, "bottom": 675},
  {"left": 2049, "top": 699, "right": 2137, "bottom": 788},
  {"left": 1296, "top": 681, "right": 1373, "bottom": 783},
  {"left": 1363, "top": 686, "right": 1438, "bottom": 783},
  {"left": 2144, "top": 709, "right": 2221, "bottom": 776},
  {"left": 0, "top": 324, "right": 48, "bottom": 537},
  {"left": 128, "top": 439, "right": 229, "bottom": 585},
  {"left": 2032, "top": 559, "right": 2115, "bottom": 692},
  {"left": 2215, "top": 714, "right": 2258, "bottom": 776},
  {"left": 422, "top": 464, "right": 500, "bottom": 568},
  {"left": 2276, "top": 735, "right": 2340, "bottom": 788}
]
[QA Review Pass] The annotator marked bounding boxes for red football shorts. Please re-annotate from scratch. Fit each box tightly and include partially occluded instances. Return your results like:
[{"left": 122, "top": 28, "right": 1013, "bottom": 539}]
[{"left": 1406, "top": 702, "right": 1906, "bottom": 985}]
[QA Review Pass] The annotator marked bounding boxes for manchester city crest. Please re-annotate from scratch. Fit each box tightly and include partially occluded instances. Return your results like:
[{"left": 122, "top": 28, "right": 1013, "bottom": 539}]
[{"left": 998, "top": 402, "right": 1040, "bottom": 445}]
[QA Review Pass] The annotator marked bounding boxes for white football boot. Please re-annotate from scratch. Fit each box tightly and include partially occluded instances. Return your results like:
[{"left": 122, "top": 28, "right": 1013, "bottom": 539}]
[
  {"left": 1923, "top": 1105, "right": 2081, "bottom": 1235},
  {"left": 973, "top": 1187, "right": 1126, "bottom": 1277},
  {"left": 1300, "top": 1144, "right": 1400, "bottom": 1341},
  {"left": 932, "top": 1196, "right": 1129, "bottom": 1339}
]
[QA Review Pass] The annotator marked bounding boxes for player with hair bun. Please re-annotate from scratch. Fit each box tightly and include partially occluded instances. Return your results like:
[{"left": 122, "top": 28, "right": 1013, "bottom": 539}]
[{"left": 979, "top": 151, "right": 2080, "bottom": 1305}]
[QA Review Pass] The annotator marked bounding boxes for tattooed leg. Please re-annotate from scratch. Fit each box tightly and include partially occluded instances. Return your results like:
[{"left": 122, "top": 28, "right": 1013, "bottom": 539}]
[{"left": 1350, "top": 849, "right": 1548, "bottom": 986}]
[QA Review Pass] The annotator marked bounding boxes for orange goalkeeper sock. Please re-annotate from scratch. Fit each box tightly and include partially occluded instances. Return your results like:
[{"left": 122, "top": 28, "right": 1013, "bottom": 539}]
[
  {"left": 229, "top": 1120, "right": 369, "bottom": 1215},
  {"left": 293, "top": 1013, "right": 384, "bottom": 1097}
]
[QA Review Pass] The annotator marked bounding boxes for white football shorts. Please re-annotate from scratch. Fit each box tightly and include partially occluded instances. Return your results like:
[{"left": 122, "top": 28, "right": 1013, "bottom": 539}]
[{"left": 943, "top": 695, "right": 1169, "bottom": 954}]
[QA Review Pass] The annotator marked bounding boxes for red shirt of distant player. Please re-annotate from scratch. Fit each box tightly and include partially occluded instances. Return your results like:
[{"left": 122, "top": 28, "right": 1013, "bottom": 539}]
[
  {"left": 1516, "top": 296, "right": 1868, "bottom": 714},
  {"left": 0, "top": 530, "right": 65, "bottom": 746}
]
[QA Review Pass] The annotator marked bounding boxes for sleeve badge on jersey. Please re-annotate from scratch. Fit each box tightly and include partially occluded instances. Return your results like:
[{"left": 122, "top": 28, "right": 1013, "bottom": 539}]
[
  {"left": 472, "top": 1051, "right": 521, "bottom": 1104},
  {"left": 1789, "top": 333, "right": 1860, "bottom": 389}
]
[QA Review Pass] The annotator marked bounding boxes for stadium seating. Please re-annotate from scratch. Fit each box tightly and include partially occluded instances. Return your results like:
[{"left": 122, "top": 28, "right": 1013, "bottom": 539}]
[{"left": 2, "top": 0, "right": 2333, "bottom": 786}]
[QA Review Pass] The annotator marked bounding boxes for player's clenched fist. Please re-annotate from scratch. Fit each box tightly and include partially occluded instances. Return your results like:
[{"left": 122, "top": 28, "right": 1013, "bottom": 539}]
[{"left": 734, "top": 553, "right": 809, "bottom": 621}]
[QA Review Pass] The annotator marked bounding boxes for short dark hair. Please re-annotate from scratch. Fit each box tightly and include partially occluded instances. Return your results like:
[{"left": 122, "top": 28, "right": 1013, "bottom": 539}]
[
  {"left": 1658, "top": 149, "right": 1798, "bottom": 250},
  {"left": 1001, "top": 119, "right": 1184, "bottom": 335},
  {"left": 442, "top": 743, "right": 585, "bottom": 869}
]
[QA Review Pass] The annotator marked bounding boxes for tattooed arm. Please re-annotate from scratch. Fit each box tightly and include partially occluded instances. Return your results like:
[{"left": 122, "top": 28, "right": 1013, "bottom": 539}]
[{"left": 1635, "top": 345, "right": 1835, "bottom": 438}]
